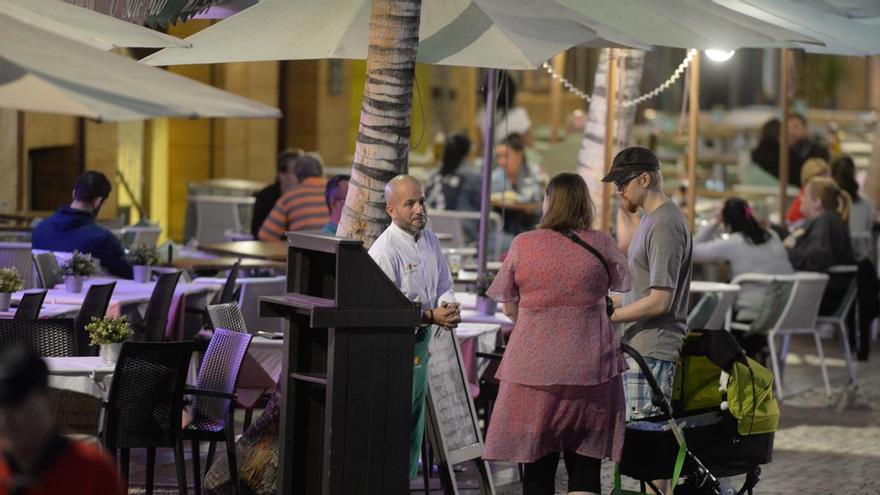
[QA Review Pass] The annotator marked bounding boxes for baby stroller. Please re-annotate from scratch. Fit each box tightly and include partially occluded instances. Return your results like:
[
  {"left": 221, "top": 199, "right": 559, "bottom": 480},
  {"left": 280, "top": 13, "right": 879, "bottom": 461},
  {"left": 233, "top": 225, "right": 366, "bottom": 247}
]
[{"left": 618, "top": 329, "right": 779, "bottom": 495}]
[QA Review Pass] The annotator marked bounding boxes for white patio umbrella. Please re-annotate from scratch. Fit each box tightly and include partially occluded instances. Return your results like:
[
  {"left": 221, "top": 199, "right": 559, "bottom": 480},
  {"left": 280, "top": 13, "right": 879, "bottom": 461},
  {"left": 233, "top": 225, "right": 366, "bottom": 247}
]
[
  {"left": 557, "top": 0, "right": 821, "bottom": 50},
  {"left": 0, "top": 0, "right": 189, "bottom": 50},
  {"left": 0, "top": 13, "right": 280, "bottom": 121},
  {"left": 141, "top": 0, "right": 653, "bottom": 69},
  {"left": 713, "top": 0, "right": 880, "bottom": 56}
]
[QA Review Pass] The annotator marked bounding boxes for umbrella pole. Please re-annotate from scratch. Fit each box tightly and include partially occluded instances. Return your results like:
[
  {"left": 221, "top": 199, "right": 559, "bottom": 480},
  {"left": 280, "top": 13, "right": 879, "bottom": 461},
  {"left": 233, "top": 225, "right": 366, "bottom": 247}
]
[
  {"left": 477, "top": 68, "right": 497, "bottom": 299},
  {"left": 601, "top": 49, "right": 619, "bottom": 232},
  {"left": 687, "top": 51, "right": 700, "bottom": 231},
  {"left": 779, "top": 48, "right": 791, "bottom": 218}
]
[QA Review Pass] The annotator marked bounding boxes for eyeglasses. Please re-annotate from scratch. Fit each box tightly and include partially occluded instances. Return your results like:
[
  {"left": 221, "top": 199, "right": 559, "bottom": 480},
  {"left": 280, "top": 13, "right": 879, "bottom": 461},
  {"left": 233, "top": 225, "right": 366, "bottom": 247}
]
[{"left": 614, "top": 173, "right": 642, "bottom": 192}]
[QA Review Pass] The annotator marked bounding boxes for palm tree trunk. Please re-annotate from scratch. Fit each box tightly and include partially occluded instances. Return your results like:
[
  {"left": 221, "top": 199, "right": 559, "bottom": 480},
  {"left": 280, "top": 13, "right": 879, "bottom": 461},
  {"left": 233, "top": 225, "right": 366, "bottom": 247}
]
[
  {"left": 204, "top": 2, "right": 423, "bottom": 493},
  {"left": 336, "top": 0, "right": 423, "bottom": 248},
  {"left": 577, "top": 48, "right": 645, "bottom": 229}
]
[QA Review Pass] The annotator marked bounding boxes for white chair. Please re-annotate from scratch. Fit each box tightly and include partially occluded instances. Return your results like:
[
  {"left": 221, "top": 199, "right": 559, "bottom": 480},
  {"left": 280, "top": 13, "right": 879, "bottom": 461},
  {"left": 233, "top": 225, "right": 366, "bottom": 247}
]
[
  {"left": 192, "top": 195, "right": 255, "bottom": 246},
  {"left": 237, "top": 276, "right": 286, "bottom": 333},
  {"left": 730, "top": 272, "right": 830, "bottom": 400},
  {"left": 0, "top": 242, "right": 37, "bottom": 289},
  {"left": 192, "top": 276, "right": 286, "bottom": 333},
  {"left": 815, "top": 265, "right": 859, "bottom": 387},
  {"left": 428, "top": 210, "right": 503, "bottom": 257},
  {"left": 121, "top": 226, "right": 162, "bottom": 248}
]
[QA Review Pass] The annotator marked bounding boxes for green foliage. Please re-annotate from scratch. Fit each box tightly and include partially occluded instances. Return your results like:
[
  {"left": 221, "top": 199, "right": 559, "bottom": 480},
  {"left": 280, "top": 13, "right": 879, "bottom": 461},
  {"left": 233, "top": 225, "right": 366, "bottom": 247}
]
[
  {"left": 126, "top": 245, "right": 159, "bottom": 266},
  {"left": 0, "top": 267, "right": 23, "bottom": 293},
  {"left": 62, "top": 250, "right": 96, "bottom": 277},
  {"left": 85, "top": 315, "right": 132, "bottom": 345}
]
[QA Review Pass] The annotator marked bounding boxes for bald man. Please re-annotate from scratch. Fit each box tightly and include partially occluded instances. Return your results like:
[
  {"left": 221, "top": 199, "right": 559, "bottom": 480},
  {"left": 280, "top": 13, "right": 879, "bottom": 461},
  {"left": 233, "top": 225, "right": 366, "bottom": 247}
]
[{"left": 368, "top": 175, "right": 461, "bottom": 479}]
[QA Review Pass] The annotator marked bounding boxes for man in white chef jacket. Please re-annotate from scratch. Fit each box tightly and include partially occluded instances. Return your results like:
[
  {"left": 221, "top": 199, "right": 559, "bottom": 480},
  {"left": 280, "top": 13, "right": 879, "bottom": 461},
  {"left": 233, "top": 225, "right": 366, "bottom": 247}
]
[{"left": 369, "top": 174, "right": 462, "bottom": 479}]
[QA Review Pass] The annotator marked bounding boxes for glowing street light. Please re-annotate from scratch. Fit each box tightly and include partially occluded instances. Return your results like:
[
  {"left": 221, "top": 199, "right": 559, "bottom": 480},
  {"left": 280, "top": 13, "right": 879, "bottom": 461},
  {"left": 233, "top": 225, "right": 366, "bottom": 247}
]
[{"left": 705, "top": 49, "right": 735, "bottom": 62}]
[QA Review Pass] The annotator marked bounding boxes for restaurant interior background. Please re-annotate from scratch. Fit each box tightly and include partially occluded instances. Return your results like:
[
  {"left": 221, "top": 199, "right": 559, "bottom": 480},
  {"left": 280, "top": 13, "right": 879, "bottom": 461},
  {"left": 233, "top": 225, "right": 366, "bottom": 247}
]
[{"left": 1, "top": 17, "right": 878, "bottom": 243}]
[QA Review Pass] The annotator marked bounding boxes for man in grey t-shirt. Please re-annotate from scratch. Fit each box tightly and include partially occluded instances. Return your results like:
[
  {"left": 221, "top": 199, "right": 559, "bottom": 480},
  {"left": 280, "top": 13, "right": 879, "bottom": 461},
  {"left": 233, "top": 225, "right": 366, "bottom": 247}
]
[{"left": 604, "top": 147, "right": 692, "bottom": 421}]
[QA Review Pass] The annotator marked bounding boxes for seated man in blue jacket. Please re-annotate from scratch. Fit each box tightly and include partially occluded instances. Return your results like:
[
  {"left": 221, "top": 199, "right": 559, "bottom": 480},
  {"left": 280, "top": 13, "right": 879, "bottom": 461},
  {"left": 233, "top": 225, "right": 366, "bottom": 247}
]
[{"left": 32, "top": 171, "right": 133, "bottom": 279}]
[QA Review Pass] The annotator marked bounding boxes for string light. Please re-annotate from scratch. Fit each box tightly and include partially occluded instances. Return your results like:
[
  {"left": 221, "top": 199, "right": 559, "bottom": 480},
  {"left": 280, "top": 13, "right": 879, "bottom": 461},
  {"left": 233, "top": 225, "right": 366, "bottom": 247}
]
[{"left": 541, "top": 49, "right": 698, "bottom": 109}]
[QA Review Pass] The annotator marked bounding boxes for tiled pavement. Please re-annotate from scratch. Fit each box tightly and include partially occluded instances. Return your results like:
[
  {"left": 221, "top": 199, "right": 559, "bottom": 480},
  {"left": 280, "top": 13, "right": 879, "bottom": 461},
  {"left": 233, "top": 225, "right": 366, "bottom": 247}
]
[
  {"left": 493, "top": 334, "right": 880, "bottom": 494},
  {"left": 139, "top": 334, "right": 880, "bottom": 494}
]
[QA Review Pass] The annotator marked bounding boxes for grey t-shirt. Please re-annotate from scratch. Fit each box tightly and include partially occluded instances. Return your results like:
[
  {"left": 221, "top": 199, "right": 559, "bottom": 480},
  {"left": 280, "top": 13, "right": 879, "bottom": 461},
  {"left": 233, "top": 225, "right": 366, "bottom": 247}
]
[{"left": 622, "top": 201, "right": 692, "bottom": 361}]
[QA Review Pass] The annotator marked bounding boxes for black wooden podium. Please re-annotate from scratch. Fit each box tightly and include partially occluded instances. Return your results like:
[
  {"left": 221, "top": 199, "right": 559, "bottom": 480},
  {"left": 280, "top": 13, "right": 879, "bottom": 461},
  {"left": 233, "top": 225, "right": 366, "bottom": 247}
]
[{"left": 261, "top": 232, "right": 421, "bottom": 495}]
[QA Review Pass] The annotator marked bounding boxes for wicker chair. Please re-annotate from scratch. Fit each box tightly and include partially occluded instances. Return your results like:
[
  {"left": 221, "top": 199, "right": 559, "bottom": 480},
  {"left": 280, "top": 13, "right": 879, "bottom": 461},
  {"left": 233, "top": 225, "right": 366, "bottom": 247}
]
[
  {"left": 189, "top": 261, "right": 241, "bottom": 331},
  {"left": 101, "top": 341, "right": 193, "bottom": 494},
  {"left": 206, "top": 303, "right": 247, "bottom": 334},
  {"left": 135, "top": 271, "right": 182, "bottom": 342},
  {"left": 184, "top": 329, "right": 252, "bottom": 495},
  {"left": 75, "top": 282, "right": 116, "bottom": 355},
  {"left": 32, "top": 252, "right": 63, "bottom": 288},
  {"left": 206, "top": 303, "right": 268, "bottom": 429},
  {"left": 49, "top": 388, "right": 102, "bottom": 438},
  {"left": 14, "top": 289, "right": 47, "bottom": 320},
  {"left": 0, "top": 318, "right": 77, "bottom": 356}
]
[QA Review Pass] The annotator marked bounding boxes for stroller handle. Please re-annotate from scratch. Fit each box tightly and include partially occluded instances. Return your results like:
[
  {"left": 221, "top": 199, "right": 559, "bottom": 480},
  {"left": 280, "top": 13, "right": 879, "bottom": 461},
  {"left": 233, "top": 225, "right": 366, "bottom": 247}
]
[{"left": 621, "top": 343, "right": 675, "bottom": 418}]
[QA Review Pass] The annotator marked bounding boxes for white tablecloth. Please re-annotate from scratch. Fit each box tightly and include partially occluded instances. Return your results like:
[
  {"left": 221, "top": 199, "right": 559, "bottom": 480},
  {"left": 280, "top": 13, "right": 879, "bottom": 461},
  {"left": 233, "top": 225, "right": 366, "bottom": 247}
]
[
  {"left": 45, "top": 356, "right": 115, "bottom": 398},
  {"left": 0, "top": 304, "right": 80, "bottom": 319}
]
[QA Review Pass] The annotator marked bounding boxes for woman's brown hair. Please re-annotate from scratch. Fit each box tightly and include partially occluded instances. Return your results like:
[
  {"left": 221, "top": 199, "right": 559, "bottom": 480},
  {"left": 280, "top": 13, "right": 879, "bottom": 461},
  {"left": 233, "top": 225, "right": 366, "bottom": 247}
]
[
  {"left": 539, "top": 173, "right": 595, "bottom": 231},
  {"left": 806, "top": 176, "right": 851, "bottom": 222}
]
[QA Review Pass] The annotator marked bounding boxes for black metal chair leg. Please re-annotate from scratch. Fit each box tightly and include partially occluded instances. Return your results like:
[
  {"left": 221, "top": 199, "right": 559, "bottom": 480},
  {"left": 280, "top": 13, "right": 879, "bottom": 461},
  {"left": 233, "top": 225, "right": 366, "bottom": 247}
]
[
  {"left": 145, "top": 447, "right": 156, "bottom": 495},
  {"left": 206, "top": 441, "right": 217, "bottom": 472},
  {"left": 175, "top": 439, "right": 188, "bottom": 495},
  {"left": 191, "top": 439, "right": 202, "bottom": 495},
  {"left": 227, "top": 430, "right": 240, "bottom": 495},
  {"left": 421, "top": 433, "right": 430, "bottom": 493},
  {"left": 119, "top": 448, "right": 130, "bottom": 493},
  {"left": 243, "top": 408, "right": 253, "bottom": 431}
]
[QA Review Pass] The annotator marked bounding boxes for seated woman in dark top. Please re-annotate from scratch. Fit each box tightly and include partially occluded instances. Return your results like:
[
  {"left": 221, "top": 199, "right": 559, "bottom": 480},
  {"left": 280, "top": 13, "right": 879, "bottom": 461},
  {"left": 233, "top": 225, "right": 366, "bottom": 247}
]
[
  {"left": 425, "top": 132, "right": 481, "bottom": 212},
  {"left": 784, "top": 176, "right": 855, "bottom": 313}
]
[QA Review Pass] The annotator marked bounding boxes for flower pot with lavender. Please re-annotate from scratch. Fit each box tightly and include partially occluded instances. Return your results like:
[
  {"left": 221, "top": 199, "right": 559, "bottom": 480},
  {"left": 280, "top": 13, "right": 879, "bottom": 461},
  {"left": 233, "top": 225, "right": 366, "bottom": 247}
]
[
  {"left": 0, "top": 267, "right": 23, "bottom": 312},
  {"left": 126, "top": 245, "right": 159, "bottom": 283},
  {"left": 61, "top": 251, "right": 96, "bottom": 294},
  {"left": 474, "top": 271, "right": 497, "bottom": 316},
  {"left": 86, "top": 315, "right": 132, "bottom": 363}
]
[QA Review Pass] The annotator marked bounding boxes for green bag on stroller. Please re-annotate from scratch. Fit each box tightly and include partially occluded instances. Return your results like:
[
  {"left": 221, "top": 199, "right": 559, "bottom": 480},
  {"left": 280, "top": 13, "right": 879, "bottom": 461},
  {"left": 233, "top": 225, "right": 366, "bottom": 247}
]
[{"left": 673, "top": 330, "right": 780, "bottom": 436}]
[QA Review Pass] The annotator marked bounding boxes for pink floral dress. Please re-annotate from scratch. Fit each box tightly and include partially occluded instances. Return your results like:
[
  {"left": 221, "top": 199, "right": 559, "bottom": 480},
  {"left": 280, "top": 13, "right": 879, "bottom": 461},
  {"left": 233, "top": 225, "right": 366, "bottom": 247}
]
[{"left": 484, "top": 228, "right": 631, "bottom": 463}]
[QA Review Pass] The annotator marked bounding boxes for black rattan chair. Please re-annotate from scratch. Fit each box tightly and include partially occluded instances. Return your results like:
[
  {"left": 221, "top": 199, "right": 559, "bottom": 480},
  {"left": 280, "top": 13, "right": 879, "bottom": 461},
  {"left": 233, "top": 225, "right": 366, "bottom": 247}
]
[
  {"left": 184, "top": 328, "right": 252, "bottom": 495},
  {"left": 74, "top": 282, "right": 116, "bottom": 355},
  {"left": 13, "top": 289, "right": 47, "bottom": 320},
  {"left": 135, "top": 271, "right": 182, "bottom": 342},
  {"left": 32, "top": 252, "right": 62, "bottom": 288},
  {"left": 101, "top": 341, "right": 193, "bottom": 494},
  {"left": 188, "top": 261, "right": 242, "bottom": 331},
  {"left": 205, "top": 303, "right": 269, "bottom": 429},
  {"left": 0, "top": 318, "right": 77, "bottom": 356},
  {"left": 206, "top": 303, "right": 247, "bottom": 334}
]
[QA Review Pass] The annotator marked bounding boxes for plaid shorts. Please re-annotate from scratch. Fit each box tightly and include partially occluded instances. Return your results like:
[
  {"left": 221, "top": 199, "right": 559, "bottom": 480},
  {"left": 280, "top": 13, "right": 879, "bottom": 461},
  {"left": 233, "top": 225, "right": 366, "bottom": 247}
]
[{"left": 622, "top": 356, "right": 676, "bottom": 421}]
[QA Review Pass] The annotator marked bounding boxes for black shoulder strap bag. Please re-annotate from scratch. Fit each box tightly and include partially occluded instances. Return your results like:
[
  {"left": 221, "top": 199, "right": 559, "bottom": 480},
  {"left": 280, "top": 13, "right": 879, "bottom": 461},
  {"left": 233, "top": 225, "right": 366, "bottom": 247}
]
[{"left": 562, "top": 229, "right": 616, "bottom": 317}]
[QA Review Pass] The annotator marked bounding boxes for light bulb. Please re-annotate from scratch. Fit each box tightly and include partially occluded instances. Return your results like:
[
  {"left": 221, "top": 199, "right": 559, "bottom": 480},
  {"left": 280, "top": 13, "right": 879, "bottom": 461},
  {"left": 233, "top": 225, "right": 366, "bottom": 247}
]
[{"left": 705, "top": 49, "right": 735, "bottom": 62}]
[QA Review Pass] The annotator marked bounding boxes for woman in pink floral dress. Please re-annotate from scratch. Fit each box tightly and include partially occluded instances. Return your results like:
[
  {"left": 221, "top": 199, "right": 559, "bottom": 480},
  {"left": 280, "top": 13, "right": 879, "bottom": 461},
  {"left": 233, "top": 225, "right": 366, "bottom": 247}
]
[{"left": 484, "top": 173, "right": 630, "bottom": 495}]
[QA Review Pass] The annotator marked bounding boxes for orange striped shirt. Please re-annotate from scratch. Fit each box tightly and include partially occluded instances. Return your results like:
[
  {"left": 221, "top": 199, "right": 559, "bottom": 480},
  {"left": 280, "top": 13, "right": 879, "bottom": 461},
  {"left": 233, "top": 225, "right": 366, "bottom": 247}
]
[{"left": 258, "top": 177, "right": 329, "bottom": 241}]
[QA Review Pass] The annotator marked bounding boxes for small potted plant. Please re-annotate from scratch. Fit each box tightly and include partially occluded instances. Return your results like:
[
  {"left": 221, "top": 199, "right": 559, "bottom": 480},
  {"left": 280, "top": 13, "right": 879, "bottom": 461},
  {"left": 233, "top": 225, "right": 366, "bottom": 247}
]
[
  {"left": 126, "top": 245, "right": 159, "bottom": 283},
  {"left": 61, "top": 250, "right": 96, "bottom": 293},
  {"left": 474, "top": 271, "right": 497, "bottom": 316},
  {"left": 0, "top": 267, "right": 23, "bottom": 312},
  {"left": 85, "top": 315, "right": 132, "bottom": 363}
]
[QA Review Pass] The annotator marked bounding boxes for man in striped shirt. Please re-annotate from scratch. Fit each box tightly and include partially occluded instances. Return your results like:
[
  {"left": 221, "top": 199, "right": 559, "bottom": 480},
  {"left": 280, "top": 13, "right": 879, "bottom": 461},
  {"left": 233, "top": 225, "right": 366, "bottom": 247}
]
[{"left": 258, "top": 153, "right": 329, "bottom": 241}]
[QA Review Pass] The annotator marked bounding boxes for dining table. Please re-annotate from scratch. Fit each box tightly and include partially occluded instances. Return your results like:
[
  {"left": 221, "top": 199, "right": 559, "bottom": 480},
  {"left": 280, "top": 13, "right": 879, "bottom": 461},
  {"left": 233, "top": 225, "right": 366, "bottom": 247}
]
[
  {"left": 198, "top": 241, "right": 288, "bottom": 261},
  {"left": 12, "top": 278, "right": 222, "bottom": 339}
]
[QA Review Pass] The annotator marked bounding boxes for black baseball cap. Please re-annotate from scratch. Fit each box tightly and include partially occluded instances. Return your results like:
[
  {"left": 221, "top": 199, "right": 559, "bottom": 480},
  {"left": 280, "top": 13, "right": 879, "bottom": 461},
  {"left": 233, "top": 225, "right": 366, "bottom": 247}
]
[{"left": 601, "top": 146, "right": 660, "bottom": 183}]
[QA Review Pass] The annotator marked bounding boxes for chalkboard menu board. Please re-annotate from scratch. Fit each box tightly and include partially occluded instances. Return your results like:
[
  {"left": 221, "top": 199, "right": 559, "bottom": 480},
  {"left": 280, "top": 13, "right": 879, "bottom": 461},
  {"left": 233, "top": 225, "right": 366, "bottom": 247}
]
[{"left": 425, "top": 329, "right": 495, "bottom": 493}]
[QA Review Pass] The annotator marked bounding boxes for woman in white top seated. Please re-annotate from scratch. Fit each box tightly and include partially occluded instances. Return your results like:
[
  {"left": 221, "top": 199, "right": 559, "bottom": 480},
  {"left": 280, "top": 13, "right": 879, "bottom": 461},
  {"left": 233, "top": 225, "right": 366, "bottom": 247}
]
[{"left": 694, "top": 197, "right": 794, "bottom": 323}]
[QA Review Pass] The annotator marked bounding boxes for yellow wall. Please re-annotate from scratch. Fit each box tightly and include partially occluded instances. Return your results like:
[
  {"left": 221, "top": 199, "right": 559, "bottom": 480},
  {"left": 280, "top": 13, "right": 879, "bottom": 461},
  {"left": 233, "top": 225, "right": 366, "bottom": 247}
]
[
  {"left": 0, "top": 111, "right": 18, "bottom": 212},
  {"left": 214, "top": 61, "right": 280, "bottom": 183},
  {"left": 83, "top": 121, "right": 119, "bottom": 219}
]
